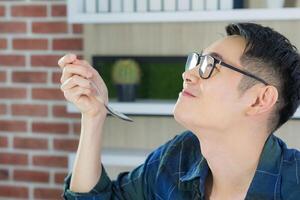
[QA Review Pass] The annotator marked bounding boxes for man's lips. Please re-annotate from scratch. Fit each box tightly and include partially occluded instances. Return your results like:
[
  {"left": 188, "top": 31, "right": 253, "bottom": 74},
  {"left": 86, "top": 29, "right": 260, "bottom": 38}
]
[{"left": 182, "top": 89, "right": 196, "bottom": 97}]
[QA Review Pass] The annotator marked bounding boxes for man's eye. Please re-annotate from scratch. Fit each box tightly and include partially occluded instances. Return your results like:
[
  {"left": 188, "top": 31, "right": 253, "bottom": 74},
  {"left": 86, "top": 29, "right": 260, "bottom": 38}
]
[{"left": 207, "top": 63, "right": 213, "bottom": 68}]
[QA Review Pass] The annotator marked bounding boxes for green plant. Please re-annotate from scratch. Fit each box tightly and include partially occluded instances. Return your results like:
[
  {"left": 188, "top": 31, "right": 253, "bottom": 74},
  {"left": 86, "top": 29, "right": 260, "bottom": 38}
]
[{"left": 112, "top": 59, "right": 141, "bottom": 84}]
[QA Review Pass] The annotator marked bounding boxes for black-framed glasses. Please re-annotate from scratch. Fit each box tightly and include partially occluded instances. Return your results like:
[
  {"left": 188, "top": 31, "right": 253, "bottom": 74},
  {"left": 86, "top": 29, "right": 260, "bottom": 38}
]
[{"left": 185, "top": 52, "right": 269, "bottom": 85}]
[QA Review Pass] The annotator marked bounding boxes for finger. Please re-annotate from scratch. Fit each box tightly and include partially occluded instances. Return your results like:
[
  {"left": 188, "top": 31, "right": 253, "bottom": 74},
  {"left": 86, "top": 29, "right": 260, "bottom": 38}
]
[
  {"left": 58, "top": 53, "right": 77, "bottom": 68},
  {"left": 72, "top": 59, "right": 106, "bottom": 85},
  {"left": 73, "top": 59, "right": 91, "bottom": 67},
  {"left": 60, "top": 64, "right": 93, "bottom": 83},
  {"left": 63, "top": 85, "right": 94, "bottom": 102},
  {"left": 73, "top": 59, "right": 98, "bottom": 75},
  {"left": 68, "top": 59, "right": 108, "bottom": 104},
  {"left": 89, "top": 81, "right": 106, "bottom": 105},
  {"left": 61, "top": 75, "right": 91, "bottom": 91}
]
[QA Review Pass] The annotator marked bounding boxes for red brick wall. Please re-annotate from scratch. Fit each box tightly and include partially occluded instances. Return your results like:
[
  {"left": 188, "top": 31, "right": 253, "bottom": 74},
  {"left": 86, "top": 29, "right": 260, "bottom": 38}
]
[{"left": 0, "top": 0, "right": 82, "bottom": 199}]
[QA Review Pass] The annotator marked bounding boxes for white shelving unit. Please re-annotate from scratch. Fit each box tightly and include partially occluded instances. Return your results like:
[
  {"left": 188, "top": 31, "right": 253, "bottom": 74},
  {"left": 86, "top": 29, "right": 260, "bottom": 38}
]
[
  {"left": 67, "top": 100, "right": 175, "bottom": 115},
  {"left": 68, "top": 149, "right": 149, "bottom": 172},
  {"left": 67, "top": 0, "right": 300, "bottom": 24},
  {"left": 68, "top": 7, "right": 300, "bottom": 24},
  {"left": 67, "top": 101, "right": 300, "bottom": 118}
]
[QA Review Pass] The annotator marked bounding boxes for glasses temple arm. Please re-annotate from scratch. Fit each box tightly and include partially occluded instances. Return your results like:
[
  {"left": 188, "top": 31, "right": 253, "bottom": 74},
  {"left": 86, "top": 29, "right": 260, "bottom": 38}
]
[{"left": 218, "top": 60, "right": 269, "bottom": 85}]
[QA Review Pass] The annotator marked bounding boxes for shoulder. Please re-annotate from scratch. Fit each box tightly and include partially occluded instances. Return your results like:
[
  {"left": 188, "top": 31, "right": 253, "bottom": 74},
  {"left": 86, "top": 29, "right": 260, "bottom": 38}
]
[
  {"left": 276, "top": 136, "right": 300, "bottom": 197},
  {"left": 280, "top": 138, "right": 300, "bottom": 183}
]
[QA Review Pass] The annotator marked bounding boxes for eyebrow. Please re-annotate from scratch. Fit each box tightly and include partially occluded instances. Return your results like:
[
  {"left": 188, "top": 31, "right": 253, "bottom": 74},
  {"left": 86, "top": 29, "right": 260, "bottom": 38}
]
[
  {"left": 202, "top": 50, "right": 224, "bottom": 61},
  {"left": 208, "top": 52, "right": 223, "bottom": 61}
]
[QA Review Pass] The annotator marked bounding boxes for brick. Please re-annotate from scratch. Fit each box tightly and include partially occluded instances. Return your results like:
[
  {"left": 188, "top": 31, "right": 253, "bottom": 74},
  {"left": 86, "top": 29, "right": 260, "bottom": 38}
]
[
  {"left": 0, "top": 39, "right": 7, "bottom": 49},
  {"left": 13, "top": 137, "right": 48, "bottom": 150},
  {"left": 34, "top": 188, "right": 63, "bottom": 200},
  {"left": 53, "top": 138, "right": 78, "bottom": 152},
  {"left": 54, "top": 172, "right": 68, "bottom": 184},
  {"left": 32, "top": 122, "right": 69, "bottom": 135},
  {"left": 0, "top": 169, "right": 9, "bottom": 180},
  {"left": 53, "top": 105, "right": 80, "bottom": 118},
  {"left": 51, "top": 4, "right": 66, "bottom": 17},
  {"left": 0, "top": 71, "right": 6, "bottom": 82},
  {"left": 12, "top": 71, "right": 47, "bottom": 83},
  {"left": 32, "top": 22, "right": 67, "bottom": 34},
  {"left": 0, "top": 152, "right": 28, "bottom": 165},
  {"left": 0, "top": 120, "right": 27, "bottom": 132},
  {"left": 0, "top": 104, "right": 6, "bottom": 115},
  {"left": 0, "top": 136, "right": 8, "bottom": 148},
  {"left": 72, "top": 24, "right": 83, "bottom": 34},
  {"left": 12, "top": 104, "right": 48, "bottom": 116},
  {"left": 0, "top": 186, "right": 28, "bottom": 198},
  {"left": 31, "top": 55, "right": 62, "bottom": 67},
  {"left": 0, "top": 87, "right": 27, "bottom": 99},
  {"left": 33, "top": 155, "right": 68, "bottom": 168},
  {"left": 53, "top": 38, "right": 83, "bottom": 50},
  {"left": 13, "top": 39, "right": 48, "bottom": 50},
  {"left": 0, "top": 22, "right": 26, "bottom": 33},
  {"left": 0, "top": 55, "right": 25, "bottom": 66},
  {"left": 14, "top": 170, "right": 49, "bottom": 183},
  {"left": 12, "top": 5, "right": 47, "bottom": 17},
  {"left": 32, "top": 88, "right": 64, "bottom": 100},
  {"left": 73, "top": 122, "right": 81, "bottom": 135},
  {"left": 0, "top": 6, "right": 5, "bottom": 16},
  {"left": 52, "top": 71, "right": 62, "bottom": 83}
]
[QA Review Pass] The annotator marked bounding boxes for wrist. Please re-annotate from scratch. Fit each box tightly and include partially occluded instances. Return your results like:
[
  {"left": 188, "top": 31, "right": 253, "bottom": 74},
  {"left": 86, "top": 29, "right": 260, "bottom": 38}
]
[
  {"left": 81, "top": 113, "right": 106, "bottom": 130},
  {"left": 80, "top": 114, "right": 106, "bottom": 138},
  {"left": 81, "top": 112, "right": 107, "bottom": 122}
]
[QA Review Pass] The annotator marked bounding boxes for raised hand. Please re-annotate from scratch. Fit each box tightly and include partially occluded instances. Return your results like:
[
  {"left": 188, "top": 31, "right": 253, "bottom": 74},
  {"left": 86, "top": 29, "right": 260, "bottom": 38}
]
[{"left": 58, "top": 54, "right": 108, "bottom": 118}]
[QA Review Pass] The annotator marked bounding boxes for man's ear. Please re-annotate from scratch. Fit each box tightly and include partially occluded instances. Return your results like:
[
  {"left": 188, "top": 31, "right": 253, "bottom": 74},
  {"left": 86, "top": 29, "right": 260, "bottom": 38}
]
[{"left": 245, "top": 85, "right": 278, "bottom": 116}]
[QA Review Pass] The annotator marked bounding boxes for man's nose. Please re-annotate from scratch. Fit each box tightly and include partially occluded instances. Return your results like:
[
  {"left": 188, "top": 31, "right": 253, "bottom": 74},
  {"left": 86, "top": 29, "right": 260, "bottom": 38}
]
[{"left": 182, "top": 67, "right": 199, "bottom": 83}]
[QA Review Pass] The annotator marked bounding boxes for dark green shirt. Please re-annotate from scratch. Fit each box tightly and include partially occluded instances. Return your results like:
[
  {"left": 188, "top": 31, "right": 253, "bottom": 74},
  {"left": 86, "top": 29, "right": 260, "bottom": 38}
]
[{"left": 63, "top": 131, "right": 300, "bottom": 199}]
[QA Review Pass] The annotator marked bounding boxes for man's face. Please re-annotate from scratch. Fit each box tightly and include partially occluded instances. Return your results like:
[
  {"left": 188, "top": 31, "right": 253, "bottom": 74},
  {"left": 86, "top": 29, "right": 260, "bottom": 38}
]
[{"left": 173, "top": 35, "right": 248, "bottom": 132}]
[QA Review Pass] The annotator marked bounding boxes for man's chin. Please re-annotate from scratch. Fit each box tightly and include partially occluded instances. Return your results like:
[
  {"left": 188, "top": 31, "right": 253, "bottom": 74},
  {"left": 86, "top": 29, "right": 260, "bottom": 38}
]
[{"left": 173, "top": 105, "right": 190, "bottom": 128}]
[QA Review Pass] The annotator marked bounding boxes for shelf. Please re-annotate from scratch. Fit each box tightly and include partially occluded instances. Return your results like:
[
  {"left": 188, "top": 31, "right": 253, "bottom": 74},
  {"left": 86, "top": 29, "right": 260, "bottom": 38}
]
[
  {"left": 68, "top": 149, "right": 149, "bottom": 171},
  {"left": 67, "top": 7, "right": 300, "bottom": 24},
  {"left": 67, "top": 100, "right": 175, "bottom": 115},
  {"left": 67, "top": 100, "right": 300, "bottom": 119}
]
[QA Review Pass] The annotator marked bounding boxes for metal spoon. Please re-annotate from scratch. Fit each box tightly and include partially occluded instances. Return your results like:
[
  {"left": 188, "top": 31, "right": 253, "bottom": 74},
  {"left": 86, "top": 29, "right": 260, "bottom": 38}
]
[{"left": 90, "top": 81, "right": 133, "bottom": 122}]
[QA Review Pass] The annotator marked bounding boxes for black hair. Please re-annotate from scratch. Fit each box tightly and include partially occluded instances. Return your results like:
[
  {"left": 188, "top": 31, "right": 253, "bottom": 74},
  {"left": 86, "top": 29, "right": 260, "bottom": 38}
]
[{"left": 225, "top": 23, "right": 300, "bottom": 132}]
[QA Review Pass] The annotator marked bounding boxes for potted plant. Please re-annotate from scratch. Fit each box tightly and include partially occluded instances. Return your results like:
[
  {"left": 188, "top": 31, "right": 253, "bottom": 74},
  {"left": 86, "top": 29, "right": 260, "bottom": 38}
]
[{"left": 112, "top": 59, "right": 141, "bottom": 102}]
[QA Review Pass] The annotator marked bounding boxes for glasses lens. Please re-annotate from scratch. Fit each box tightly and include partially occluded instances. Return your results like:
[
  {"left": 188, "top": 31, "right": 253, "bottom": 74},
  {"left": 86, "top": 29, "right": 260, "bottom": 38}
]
[
  {"left": 185, "top": 53, "right": 199, "bottom": 71},
  {"left": 199, "top": 55, "right": 214, "bottom": 78}
]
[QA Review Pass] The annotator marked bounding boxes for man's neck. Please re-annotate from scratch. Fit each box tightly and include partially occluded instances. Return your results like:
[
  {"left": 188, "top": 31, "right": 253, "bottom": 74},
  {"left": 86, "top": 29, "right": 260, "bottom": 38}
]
[{"left": 196, "top": 126, "right": 269, "bottom": 199}]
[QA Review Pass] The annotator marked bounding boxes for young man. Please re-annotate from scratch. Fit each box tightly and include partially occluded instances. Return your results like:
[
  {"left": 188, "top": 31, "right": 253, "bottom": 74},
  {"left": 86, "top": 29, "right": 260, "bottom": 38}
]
[{"left": 59, "top": 23, "right": 300, "bottom": 199}]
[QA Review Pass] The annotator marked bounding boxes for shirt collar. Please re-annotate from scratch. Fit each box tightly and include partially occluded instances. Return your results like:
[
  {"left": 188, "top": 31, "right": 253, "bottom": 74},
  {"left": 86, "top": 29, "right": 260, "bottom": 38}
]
[
  {"left": 179, "top": 156, "right": 209, "bottom": 196},
  {"left": 179, "top": 156, "right": 208, "bottom": 182},
  {"left": 246, "top": 133, "right": 283, "bottom": 199},
  {"left": 178, "top": 133, "right": 283, "bottom": 199},
  {"left": 178, "top": 133, "right": 209, "bottom": 194}
]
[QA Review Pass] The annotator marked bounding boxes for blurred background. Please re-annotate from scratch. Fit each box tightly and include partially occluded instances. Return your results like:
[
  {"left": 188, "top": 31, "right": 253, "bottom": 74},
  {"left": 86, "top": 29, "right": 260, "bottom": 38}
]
[{"left": 0, "top": 0, "right": 300, "bottom": 199}]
